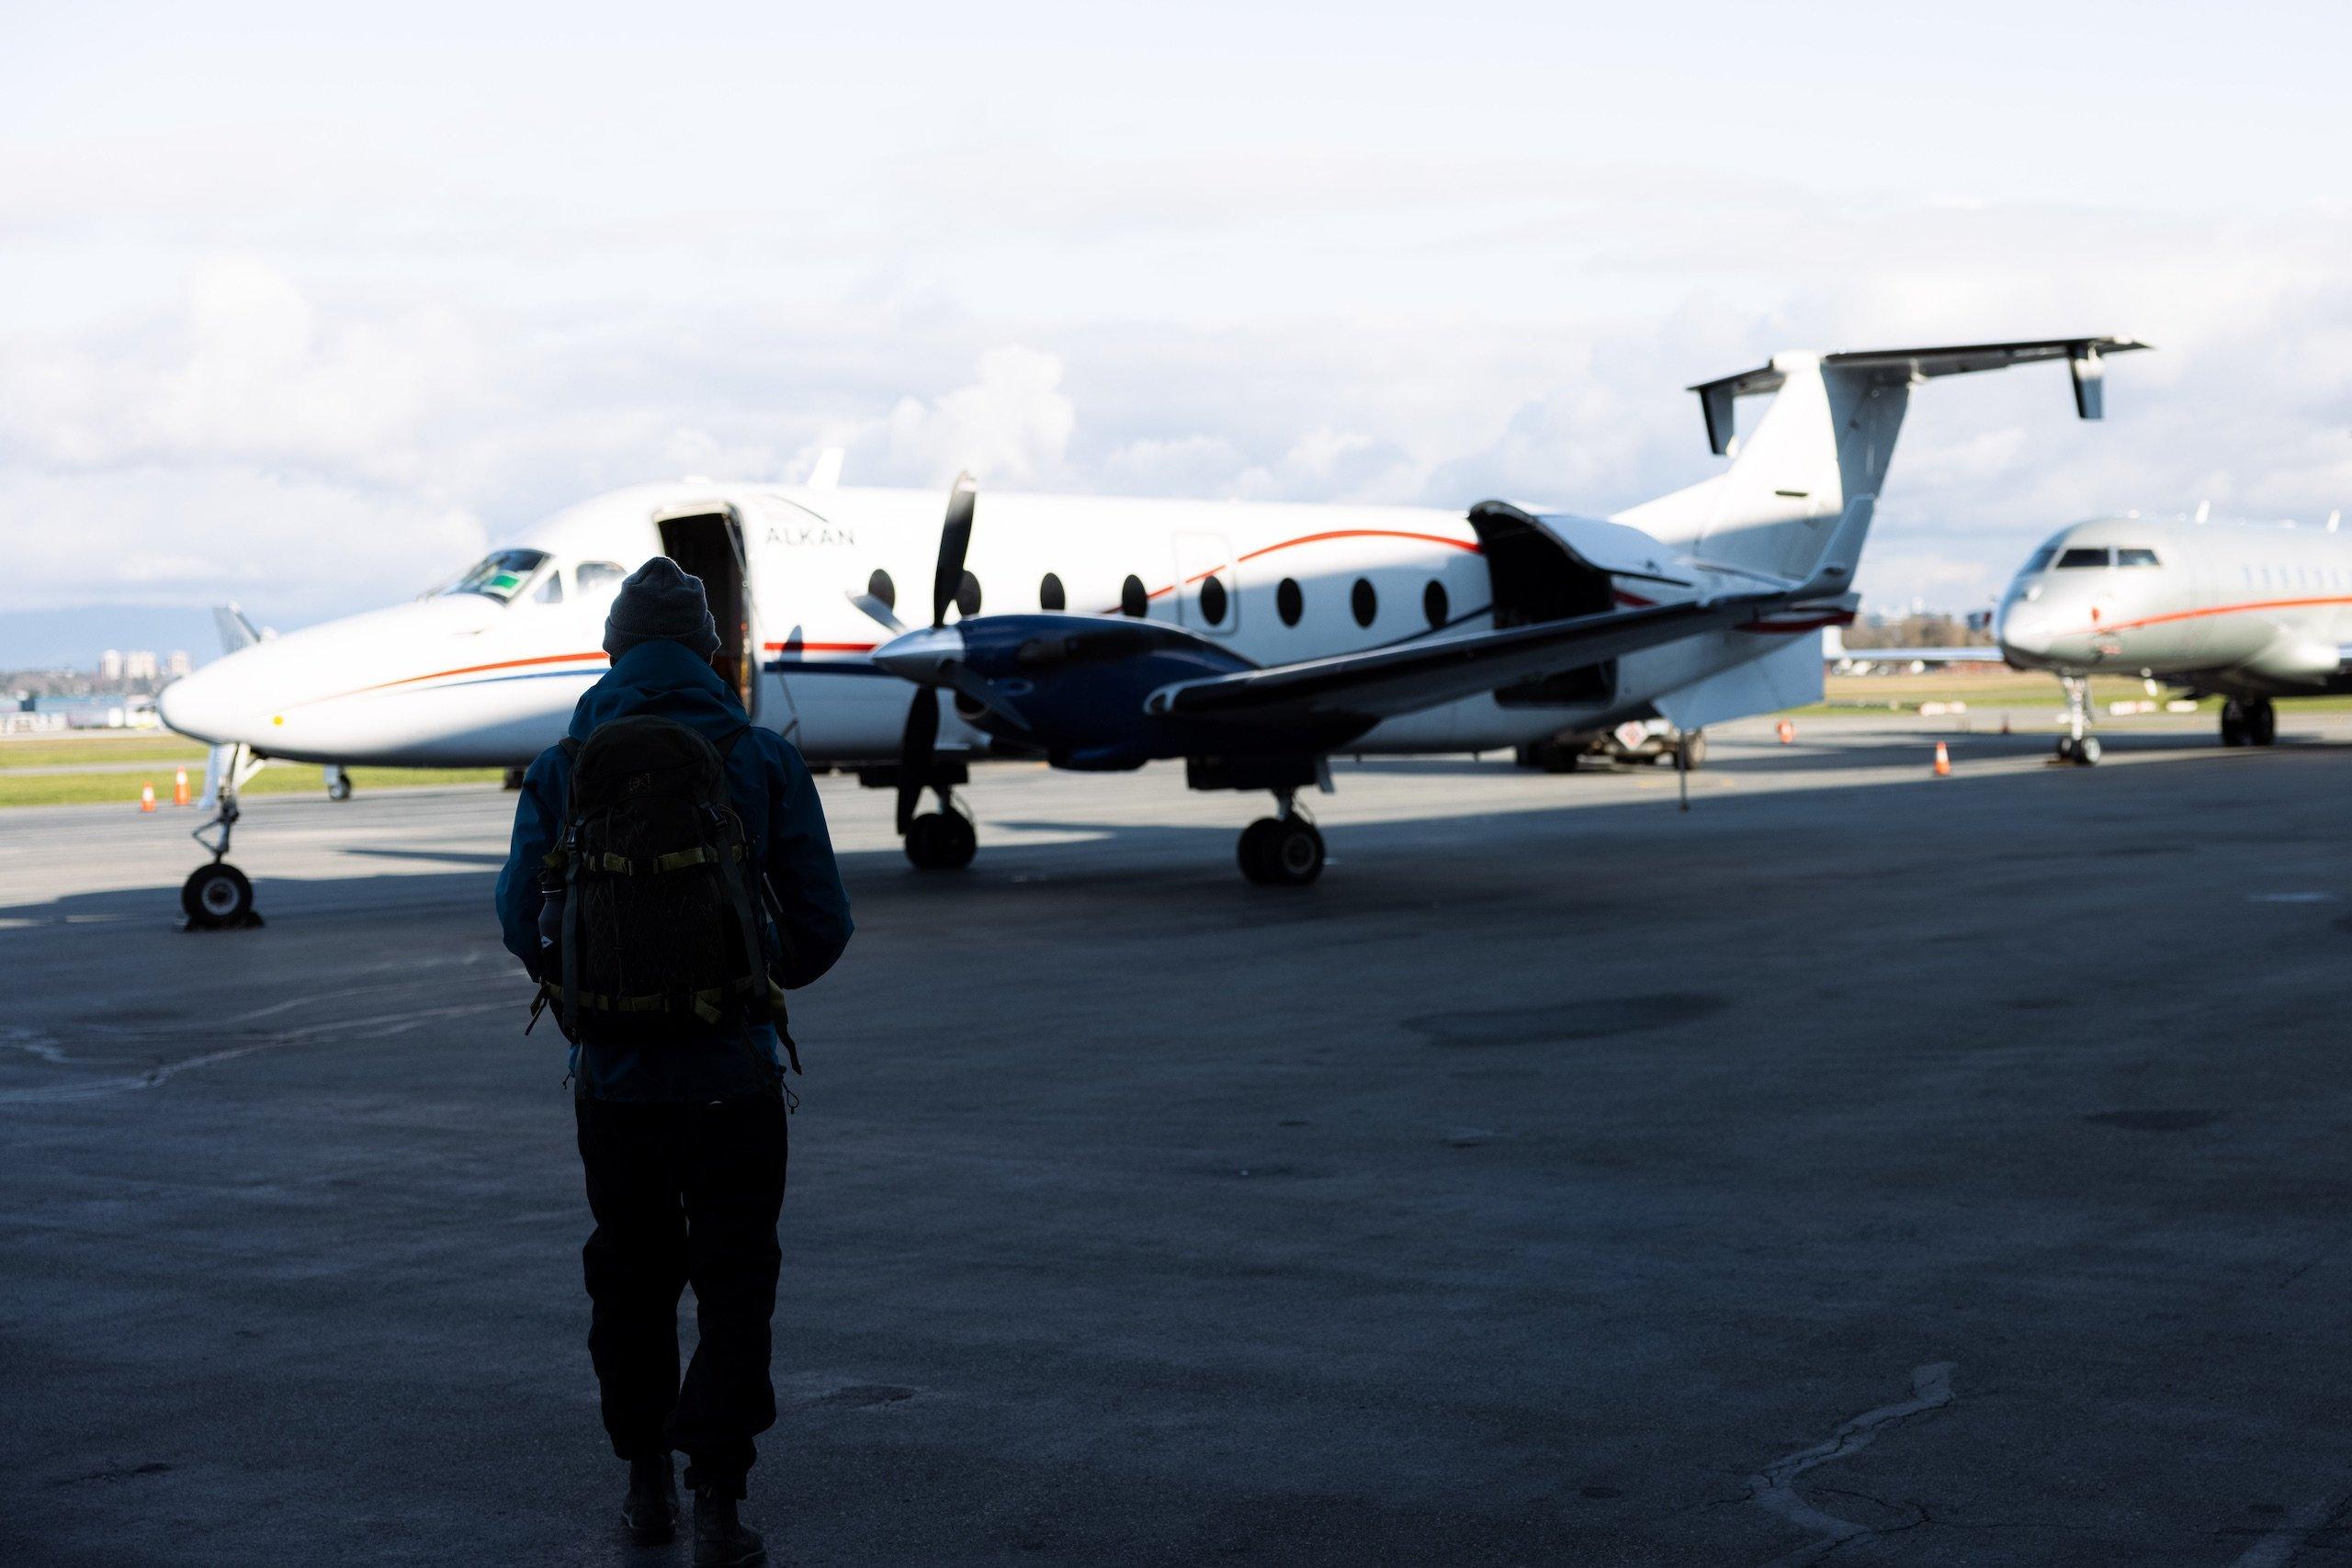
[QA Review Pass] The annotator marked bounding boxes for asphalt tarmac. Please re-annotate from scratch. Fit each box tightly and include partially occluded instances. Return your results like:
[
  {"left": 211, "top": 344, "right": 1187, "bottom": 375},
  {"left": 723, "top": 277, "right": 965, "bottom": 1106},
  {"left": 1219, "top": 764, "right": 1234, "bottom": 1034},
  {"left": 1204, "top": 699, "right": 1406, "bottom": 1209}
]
[{"left": 5, "top": 715, "right": 2350, "bottom": 1566}]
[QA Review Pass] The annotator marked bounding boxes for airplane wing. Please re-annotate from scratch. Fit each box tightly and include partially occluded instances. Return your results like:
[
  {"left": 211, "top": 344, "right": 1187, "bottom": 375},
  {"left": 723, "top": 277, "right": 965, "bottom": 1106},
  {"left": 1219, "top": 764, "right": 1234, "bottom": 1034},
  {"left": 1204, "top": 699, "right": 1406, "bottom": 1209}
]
[
  {"left": 1146, "top": 592, "right": 1788, "bottom": 724},
  {"left": 1841, "top": 646, "right": 2007, "bottom": 665}
]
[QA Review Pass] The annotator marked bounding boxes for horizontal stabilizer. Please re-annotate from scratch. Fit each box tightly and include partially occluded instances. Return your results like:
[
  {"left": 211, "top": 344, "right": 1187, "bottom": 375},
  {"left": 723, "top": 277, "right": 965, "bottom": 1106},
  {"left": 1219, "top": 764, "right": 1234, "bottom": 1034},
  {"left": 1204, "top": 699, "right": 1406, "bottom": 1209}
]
[{"left": 1690, "top": 337, "right": 2149, "bottom": 455}]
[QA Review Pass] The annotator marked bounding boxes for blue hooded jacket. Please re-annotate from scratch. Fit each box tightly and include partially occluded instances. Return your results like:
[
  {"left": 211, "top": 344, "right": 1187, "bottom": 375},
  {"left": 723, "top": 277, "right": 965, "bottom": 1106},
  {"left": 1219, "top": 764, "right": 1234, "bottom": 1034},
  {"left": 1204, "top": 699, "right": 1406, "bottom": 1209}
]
[{"left": 495, "top": 638, "right": 853, "bottom": 1100}]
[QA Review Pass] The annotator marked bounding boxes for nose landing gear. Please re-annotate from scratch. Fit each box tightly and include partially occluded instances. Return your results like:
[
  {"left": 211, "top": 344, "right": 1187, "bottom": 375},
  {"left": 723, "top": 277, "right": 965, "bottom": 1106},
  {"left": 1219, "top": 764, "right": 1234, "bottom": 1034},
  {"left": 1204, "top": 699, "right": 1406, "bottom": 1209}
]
[
  {"left": 181, "top": 743, "right": 266, "bottom": 930},
  {"left": 2054, "top": 676, "right": 2099, "bottom": 766}
]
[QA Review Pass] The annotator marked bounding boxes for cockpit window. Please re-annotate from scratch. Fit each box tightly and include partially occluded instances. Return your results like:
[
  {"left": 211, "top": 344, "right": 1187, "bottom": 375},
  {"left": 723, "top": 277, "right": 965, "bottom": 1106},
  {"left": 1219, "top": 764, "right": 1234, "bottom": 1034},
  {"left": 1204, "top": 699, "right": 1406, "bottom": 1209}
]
[
  {"left": 2055, "top": 547, "right": 2112, "bottom": 569},
  {"left": 2116, "top": 547, "right": 2160, "bottom": 567},
  {"left": 2024, "top": 546, "right": 2058, "bottom": 573},
  {"left": 445, "top": 549, "right": 551, "bottom": 603},
  {"left": 575, "top": 561, "right": 628, "bottom": 596}
]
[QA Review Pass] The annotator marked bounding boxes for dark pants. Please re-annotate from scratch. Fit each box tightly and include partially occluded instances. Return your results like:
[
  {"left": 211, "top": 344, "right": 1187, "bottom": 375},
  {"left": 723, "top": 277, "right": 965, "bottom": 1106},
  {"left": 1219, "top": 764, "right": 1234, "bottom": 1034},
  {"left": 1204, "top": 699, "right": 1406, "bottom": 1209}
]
[{"left": 574, "top": 1090, "right": 787, "bottom": 1498}]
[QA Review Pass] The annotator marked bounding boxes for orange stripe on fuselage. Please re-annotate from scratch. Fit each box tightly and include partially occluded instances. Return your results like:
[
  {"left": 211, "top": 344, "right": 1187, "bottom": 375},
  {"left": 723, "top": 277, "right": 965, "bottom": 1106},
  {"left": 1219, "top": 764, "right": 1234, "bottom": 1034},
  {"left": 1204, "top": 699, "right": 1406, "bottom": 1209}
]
[{"left": 2055, "top": 593, "right": 2352, "bottom": 638}]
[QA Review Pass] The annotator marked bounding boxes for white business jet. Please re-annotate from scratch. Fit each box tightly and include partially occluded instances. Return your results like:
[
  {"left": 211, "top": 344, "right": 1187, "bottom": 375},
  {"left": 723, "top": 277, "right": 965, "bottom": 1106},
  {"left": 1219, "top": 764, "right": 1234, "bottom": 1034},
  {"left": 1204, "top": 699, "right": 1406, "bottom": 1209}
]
[
  {"left": 1996, "top": 509, "right": 2352, "bottom": 762},
  {"left": 159, "top": 336, "right": 2140, "bottom": 923}
]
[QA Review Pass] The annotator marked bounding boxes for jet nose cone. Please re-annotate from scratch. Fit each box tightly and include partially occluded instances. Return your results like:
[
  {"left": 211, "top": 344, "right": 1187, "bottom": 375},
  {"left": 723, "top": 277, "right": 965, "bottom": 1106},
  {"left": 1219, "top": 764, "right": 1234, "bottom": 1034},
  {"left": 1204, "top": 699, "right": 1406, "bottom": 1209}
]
[
  {"left": 1996, "top": 603, "right": 2049, "bottom": 662},
  {"left": 872, "top": 626, "right": 966, "bottom": 683},
  {"left": 156, "top": 662, "right": 245, "bottom": 746}
]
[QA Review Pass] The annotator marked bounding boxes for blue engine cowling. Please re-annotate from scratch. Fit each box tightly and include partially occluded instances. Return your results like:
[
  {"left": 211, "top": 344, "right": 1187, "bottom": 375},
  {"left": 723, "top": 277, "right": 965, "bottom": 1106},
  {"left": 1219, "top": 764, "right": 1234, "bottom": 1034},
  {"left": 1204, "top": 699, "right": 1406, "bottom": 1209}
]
[{"left": 942, "top": 614, "right": 1371, "bottom": 770}]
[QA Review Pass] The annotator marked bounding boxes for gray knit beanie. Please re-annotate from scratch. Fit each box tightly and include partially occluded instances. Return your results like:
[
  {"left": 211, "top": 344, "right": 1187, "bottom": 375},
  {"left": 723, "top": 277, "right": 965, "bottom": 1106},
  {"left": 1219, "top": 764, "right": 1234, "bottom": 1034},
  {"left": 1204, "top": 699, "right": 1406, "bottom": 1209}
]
[{"left": 604, "top": 557, "right": 720, "bottom": 660}]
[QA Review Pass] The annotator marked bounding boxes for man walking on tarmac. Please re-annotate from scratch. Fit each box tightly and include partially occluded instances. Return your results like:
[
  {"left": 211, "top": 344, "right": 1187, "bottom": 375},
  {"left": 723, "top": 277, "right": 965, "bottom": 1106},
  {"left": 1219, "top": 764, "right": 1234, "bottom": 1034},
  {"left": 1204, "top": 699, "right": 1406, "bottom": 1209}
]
[{"left": 496, "top": 557, "right": 852, "bottom": 1566}]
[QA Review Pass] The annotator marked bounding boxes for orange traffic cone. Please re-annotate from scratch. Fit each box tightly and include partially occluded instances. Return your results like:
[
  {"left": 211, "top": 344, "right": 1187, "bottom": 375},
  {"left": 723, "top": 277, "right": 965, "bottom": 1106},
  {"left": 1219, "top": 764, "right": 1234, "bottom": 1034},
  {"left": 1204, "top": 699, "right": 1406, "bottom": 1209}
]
[
  {"left": 1931, "top": 741, "right": 1951, "bottom": 778},
  {"left": 1775, "top": 718, "right": 1795, "bottom": 744},
  {"left": 172, "top": 767, "right": 191, "bottom": 807},
  {"left": 140, "top": 780, "right": 157, "bottom": 812}
]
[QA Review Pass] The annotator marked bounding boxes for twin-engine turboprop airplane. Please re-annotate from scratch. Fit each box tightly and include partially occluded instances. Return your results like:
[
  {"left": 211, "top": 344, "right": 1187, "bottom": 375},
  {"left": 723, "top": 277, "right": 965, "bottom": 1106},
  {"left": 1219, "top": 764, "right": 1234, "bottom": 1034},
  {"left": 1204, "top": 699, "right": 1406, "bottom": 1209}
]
[
  {"left": 1996, "top": 510, "right": 2352, "bottom": 763},
  {"left": 158, "top": 336, "right": 2140, "bottom": 923}
]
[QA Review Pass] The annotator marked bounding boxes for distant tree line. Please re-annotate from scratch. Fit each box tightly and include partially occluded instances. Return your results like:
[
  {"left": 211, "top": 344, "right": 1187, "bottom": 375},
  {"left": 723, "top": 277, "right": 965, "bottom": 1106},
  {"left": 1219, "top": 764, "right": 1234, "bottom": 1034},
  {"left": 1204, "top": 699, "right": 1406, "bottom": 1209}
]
[{"left": 1842, "top": 612, "right": 1996, "bottom": 650}]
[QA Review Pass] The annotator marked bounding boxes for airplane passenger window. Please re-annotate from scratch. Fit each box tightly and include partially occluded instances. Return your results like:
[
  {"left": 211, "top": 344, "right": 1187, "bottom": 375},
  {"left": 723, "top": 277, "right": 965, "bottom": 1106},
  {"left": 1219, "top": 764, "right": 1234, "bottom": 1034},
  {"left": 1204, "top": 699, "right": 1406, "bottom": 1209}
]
[
  {"left": 1351, "top": 578, "right": 1377, "bottom": 627},
  {"left": 2116, "top": 548, "right": 2160, "bottom": 567},
  {"left": 445, "top": 549, "right": 551, "bottom": 603},
  {"left": 2055, "top": 547, "right": 2112, "bottom": 569},
  {"left": 575, "top": 561, "right": 628, "bottom": 596},
  {"left": 1276, "top": 578, "right": 1303, "bottom": 626},
  {"left": 1198, "top": 575, "right": 1228, "bottom": 626},
  {"left": 1039, "top": 572, "right": 1066, "bottom": 611},
  {"left": 1120, "top": 575, "right": 1148, "bottom": 617},
  {"left": 534, "top": 571, "right": 566, "bottom": 604},
  {"left": 1423, "top": 580, "right": 1450, "bottom": 629}
]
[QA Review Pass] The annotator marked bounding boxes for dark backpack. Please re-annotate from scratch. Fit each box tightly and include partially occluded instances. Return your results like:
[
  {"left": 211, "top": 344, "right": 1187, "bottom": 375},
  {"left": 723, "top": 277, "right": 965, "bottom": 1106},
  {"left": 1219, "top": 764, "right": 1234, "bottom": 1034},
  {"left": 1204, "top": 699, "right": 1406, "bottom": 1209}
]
[{"left": 535, "top": 716, "right": 786, "bottom": 1060}]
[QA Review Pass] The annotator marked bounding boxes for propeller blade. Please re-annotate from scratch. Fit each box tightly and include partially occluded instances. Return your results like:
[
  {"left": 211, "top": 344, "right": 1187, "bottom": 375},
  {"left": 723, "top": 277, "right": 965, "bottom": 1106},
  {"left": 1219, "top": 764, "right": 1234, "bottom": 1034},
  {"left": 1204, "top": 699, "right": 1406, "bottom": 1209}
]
[
  {"left": 896, "top": 689, "right": 940, "bottom": 834},
  {"left": 932, "top": 472, "right": 976, "bottom": 628},
  {"left": 845, "top": 591, "right": 906, "bottom": 635},
  {"left": 939, "top": 662, "right": 1031, "bottom": 734}
]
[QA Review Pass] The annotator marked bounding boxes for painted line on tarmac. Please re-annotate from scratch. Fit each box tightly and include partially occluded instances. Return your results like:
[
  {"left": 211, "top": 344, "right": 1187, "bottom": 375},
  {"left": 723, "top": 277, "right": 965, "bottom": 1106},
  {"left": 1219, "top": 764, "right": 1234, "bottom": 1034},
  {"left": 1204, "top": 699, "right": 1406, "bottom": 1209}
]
[
  {"left": 2230, "top": 1492, "right": 2348, "bottom": 1567},
  {"left": 0, "top": 999, "right": 511, "bottom": 1105},
  {"left": 1748, "top": 1361, "right": 1954, "bottom": 1568}
]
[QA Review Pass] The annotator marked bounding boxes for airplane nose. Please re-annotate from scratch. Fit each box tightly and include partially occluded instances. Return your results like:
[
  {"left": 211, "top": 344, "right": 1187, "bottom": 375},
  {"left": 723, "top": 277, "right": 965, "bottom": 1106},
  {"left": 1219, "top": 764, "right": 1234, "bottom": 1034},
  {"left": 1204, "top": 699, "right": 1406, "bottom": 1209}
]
[
  {"left": 1996, "top": 603, "right": 2049, "bottom": 660},
  {"left": 872, "top": 626, "right": 967, "bottom": 684},
  {"left": 156, "top": 661, "right": 247, "bottom": 746}
]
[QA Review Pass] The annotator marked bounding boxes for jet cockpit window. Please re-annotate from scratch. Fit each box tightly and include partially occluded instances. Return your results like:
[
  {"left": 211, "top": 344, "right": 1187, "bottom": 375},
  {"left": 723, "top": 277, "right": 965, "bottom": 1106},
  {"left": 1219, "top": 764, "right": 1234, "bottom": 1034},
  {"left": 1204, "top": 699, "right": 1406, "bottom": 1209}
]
[
  {"left": 2116, "top": 547, "right": 2160, "bottom": 567},
  {"left": 2055, "top": 547, "right": 2113, "bottom": 569},
  {"left": 446, "top": 548, "right": 552, "bottom": 603},
  {"left": 575, "top": 560, "right": 628, "bottom": 596},
  {"left": 2023, "top": 546, "right": 2058, "bottom": 573}
]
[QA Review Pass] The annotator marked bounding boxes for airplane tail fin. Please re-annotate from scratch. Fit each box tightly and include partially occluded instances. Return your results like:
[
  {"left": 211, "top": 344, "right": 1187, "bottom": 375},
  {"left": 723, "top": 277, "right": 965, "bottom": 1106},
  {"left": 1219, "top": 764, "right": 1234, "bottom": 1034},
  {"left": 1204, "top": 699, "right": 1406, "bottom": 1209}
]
[
  {"left": 1616, "top": 337, "right": 2146, "bottom": 588},
  {"left": 212, "top": 604, "right": 262, "bottom": 655}
]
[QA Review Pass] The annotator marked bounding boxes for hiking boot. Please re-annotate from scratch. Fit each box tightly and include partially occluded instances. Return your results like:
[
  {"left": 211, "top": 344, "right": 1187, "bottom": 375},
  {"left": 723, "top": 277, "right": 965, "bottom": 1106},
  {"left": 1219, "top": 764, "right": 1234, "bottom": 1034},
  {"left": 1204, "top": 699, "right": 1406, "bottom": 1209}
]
[
  {"left": 621, "top": 1453, "right": 676, "bottom": 1544},
  {"left": 693, "top": 1487, "right": 767, "bottom": 1567}
]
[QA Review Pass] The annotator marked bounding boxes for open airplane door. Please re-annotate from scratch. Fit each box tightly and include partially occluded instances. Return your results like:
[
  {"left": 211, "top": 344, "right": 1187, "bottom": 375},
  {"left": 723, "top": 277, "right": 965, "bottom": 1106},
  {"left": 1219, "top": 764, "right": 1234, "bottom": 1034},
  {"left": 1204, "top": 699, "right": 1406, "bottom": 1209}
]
[{"left": 652, "top": 502, "right": 755, "bottom": 713}]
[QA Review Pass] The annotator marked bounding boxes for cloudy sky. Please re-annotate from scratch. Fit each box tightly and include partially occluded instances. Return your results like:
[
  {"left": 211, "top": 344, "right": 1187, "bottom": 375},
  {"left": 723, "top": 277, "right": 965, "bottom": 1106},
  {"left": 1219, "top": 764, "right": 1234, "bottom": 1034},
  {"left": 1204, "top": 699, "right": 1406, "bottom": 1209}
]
[{"left": 4, "top": 2, "right": 2348, "bottom": 664}]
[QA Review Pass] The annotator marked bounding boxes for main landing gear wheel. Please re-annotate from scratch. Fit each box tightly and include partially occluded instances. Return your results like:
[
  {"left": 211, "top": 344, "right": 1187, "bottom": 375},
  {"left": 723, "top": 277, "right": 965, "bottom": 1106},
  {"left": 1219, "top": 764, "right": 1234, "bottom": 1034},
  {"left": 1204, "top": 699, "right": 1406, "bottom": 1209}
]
[
  {"left": 2221, "top": 699, "right": 2275, "bottom": 747},
  {"left": 325, "top": 766, "right": 353, "bottom": 802},
  {"left": 1238, "top": 817, "right": 1324, "bottom": 886},
  {"left": 904, "top": 808, "right": 977, "bottom": 871},
  {"left": 182, "top": 863, "right": 255, "bottom": 928},
  {"left": 2055, "top": 735, "right": 2101, "bottom": 765}
]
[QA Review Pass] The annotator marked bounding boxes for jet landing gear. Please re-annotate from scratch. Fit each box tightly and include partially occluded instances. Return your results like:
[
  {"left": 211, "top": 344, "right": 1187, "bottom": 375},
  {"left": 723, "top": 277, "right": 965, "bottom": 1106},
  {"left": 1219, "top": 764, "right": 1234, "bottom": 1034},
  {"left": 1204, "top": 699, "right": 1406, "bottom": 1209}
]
[
  {"left": 902, "top": 788, "right": 978, "bottom": 872},
  {"left": 2221, "top": 698, "right": 2277, "bottom": 748},
  {"left": 324, "top": 764, "right": 353, "bottom": 802},
  {"left": 183, "top": 744, "right": 266, "bottom": 930},
  {"left": 1238, "top": 795, "right": 1325, "bottom": 886},
  {"left": 2053, "top": 676, "right": 2101, "bottom": 766}
]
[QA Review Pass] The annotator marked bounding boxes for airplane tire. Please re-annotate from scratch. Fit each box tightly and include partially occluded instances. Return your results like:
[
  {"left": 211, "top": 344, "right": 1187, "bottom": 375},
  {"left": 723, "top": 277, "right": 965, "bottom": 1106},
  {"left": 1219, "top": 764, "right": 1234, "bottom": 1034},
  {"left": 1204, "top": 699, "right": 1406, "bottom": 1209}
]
[
  {"left": 1238, "top": 818, "right": 1283, "bottom": 884},
  {"left": 2248, "top": 700, "right": 2277, "bottom": 747},
  {"left": 1680, "top": 730, "right": 1708, "bottom": 770},
  {"left": 2076, "top": 736, "right": 2101, "bottom": 765},
  {"left": 904, "top": 810, "right": 977, "bottom": 871},
  {"left": 2221, "top": 702, "right": 2247, "bottom": 747},
  {"left": 182, "top": 863, "right": 254, "bottom": 928},
  {"left": 2055, "top": 736, "right": 2076, "bottom": 762},
  {"left": 1242, "top": 819, "right": 1324, "bottom": 887},
  {"left": 326, "top": 776, "right": 353, "bottom": 802}
]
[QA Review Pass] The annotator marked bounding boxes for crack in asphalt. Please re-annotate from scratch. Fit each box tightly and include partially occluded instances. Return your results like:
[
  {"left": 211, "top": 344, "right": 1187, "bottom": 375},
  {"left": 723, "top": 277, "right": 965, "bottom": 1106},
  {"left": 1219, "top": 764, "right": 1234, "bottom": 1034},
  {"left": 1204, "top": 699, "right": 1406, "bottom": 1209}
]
[{"left": 1747, "top": 1361, "right": 1954, "bottom": 1568}]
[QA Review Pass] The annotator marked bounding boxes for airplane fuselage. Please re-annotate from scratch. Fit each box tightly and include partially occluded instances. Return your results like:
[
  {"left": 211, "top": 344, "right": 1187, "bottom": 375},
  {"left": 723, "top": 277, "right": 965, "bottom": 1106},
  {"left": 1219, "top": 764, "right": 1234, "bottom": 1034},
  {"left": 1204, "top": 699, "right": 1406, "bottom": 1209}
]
[{"left": 158, "top": 479, "right": 1832, "bottom": 771}]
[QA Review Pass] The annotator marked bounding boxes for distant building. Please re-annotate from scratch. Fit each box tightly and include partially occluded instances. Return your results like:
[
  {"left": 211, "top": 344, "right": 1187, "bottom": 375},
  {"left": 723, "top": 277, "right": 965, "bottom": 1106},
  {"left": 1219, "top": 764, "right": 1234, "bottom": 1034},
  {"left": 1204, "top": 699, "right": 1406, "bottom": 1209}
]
[
  {"left": 124, "top": 650, "right": 160, "bottom": 681},
  {"left": 100, "top": 649, "right": 124, "bottom": 682},
  {"left": 166, "top": 649, "right": 192, "bottom": 679}
]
